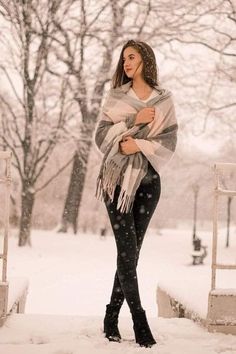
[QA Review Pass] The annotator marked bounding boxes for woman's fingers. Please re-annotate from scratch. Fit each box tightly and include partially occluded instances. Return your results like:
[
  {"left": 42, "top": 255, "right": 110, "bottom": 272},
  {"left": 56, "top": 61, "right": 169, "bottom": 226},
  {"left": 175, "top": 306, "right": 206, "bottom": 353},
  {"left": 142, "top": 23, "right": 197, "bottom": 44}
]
[
  {"left": 144, "top": 107, "right": 155, "bottom": 119},
  {"left": 145, "top": 108, "right": 155, "bottom": 120},
  {"left": 150, "top": 107, "right": 155, "bottom": 116}
]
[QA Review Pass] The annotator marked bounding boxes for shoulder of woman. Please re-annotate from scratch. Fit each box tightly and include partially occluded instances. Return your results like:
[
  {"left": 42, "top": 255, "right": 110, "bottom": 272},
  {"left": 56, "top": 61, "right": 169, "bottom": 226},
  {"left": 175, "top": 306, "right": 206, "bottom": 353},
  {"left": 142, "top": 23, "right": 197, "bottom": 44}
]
[
  {"left": 153, "top": 84, "right": 172, "bottom": 97},
  {"left": 110, "top": 81, "right": 132, "bottom": 94}
]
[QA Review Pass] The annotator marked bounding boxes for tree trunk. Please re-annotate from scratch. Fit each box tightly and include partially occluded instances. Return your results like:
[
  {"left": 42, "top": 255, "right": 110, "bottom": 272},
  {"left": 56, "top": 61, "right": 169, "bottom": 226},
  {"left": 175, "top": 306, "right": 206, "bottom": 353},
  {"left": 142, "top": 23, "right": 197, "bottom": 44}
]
[
  {"left": 59, "top": 123, "right": 94, "bottom": 234},
  {"left": 10, "top": 195, "right": 19, "bottom": 227},
  {"left": 225, "top": 196, "right": 232, "bottom": 248},
  {"left": 18, "top": 185, "right": 35, "bottom": 246}
]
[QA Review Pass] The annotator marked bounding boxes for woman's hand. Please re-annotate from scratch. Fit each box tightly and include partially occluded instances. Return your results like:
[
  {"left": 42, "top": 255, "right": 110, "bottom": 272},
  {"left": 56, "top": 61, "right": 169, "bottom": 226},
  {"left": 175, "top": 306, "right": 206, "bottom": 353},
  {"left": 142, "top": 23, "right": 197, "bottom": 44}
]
[
  {"left": 119, "top": 136, "right": 140, "bottom": 155},
  {"left": 135, "top": 107, "right": 155, "bottom": 125}
]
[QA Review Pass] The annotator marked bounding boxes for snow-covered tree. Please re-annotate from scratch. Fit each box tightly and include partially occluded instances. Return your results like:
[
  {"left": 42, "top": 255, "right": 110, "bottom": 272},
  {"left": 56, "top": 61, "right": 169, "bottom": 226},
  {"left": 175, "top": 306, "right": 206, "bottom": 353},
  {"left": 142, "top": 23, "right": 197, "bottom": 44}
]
[{"left": 0, "top": 0, "right": 72, "bottom": 245}]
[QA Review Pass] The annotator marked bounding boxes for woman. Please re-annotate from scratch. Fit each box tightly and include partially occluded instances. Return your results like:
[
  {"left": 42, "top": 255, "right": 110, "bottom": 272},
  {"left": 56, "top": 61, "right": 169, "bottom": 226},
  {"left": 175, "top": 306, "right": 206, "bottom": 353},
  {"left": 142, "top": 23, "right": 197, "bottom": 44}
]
[{"left": 94, "top": 39, "right": 178, "bottom": 348}]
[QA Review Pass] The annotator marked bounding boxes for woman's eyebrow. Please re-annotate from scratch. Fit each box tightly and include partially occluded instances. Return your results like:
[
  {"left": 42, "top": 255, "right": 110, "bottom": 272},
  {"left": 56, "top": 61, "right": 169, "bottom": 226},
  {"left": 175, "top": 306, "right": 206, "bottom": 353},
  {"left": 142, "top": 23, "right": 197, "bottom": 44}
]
[{"left": 123, "top": 54, "right": 135, "bottom": 60}]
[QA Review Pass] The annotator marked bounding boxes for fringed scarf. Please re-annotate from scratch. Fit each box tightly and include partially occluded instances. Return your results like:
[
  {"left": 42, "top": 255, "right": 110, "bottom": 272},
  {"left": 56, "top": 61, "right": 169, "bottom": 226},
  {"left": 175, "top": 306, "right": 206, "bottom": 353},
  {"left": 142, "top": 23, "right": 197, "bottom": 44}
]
[{"left": 94, "top": 81, "right": 178, "bottom": 213}]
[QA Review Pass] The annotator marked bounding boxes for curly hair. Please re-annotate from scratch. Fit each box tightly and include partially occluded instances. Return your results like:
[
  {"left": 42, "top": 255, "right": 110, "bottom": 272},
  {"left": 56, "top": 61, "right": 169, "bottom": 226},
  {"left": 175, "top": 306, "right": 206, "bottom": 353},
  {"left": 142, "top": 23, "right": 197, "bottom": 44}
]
[{"left": 112, "top": 39, "right": 159, "bottom": 89}]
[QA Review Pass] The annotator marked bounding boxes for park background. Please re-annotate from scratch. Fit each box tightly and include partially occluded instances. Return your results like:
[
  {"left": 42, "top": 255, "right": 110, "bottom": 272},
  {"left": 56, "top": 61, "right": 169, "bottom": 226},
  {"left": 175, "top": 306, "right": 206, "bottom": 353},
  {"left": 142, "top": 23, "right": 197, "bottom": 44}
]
[
  {"left": 0, "top": 0, "right": 235, "bottom": 245},
  {"left": 0, "top": 1, "right": 236, "bottom": 353}
]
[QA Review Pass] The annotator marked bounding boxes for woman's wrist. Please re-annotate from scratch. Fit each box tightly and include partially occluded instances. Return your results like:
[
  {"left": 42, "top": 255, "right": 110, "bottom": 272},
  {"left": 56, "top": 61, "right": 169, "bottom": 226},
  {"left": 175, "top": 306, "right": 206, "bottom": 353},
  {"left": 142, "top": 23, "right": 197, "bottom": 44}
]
[{"left": 134, "top": 139, "right": 141, "bottom": 152}]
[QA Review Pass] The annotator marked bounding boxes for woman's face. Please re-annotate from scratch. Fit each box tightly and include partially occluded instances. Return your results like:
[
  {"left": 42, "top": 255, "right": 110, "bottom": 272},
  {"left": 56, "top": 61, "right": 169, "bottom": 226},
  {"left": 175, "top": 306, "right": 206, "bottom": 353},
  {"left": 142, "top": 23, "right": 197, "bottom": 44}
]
[{"left": 123, "top": 46, "right": 143, "bottom": 79}]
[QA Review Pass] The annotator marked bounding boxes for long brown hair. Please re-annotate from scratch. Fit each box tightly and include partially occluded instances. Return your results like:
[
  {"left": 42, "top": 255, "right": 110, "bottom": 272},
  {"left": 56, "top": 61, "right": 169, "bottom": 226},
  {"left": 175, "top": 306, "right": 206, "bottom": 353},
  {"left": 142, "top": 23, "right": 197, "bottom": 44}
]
[{"left": 112, "top": 40, "right": 159, "bottom": 89}]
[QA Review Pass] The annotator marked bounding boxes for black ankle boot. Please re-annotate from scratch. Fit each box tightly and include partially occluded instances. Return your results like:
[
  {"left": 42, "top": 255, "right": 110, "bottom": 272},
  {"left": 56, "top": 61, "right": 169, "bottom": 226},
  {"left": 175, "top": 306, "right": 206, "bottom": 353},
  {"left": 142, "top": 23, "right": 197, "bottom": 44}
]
[
  {"left": 103, "top": 304, "right": 121, "bottom": 342},
  {"left": 132, "top": 309, "right": 156, "bottom": 348}
]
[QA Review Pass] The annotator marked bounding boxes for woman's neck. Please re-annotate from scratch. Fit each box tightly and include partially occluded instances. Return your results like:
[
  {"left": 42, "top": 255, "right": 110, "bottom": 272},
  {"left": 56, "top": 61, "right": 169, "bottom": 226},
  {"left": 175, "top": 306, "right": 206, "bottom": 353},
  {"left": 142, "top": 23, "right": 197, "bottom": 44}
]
[
  {"left": 131, "top": 77, "right": 152, "bottom": 100},
  {"left": 131, "top": 77, "right": 151, "bottom": 91}
]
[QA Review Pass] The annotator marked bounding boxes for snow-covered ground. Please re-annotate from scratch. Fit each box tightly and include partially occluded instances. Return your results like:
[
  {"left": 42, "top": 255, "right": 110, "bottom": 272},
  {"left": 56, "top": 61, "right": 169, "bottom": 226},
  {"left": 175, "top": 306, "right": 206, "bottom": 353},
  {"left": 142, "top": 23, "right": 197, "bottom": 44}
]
[{"left": 0, "top": 227, "right": 236, "bottom": 353}]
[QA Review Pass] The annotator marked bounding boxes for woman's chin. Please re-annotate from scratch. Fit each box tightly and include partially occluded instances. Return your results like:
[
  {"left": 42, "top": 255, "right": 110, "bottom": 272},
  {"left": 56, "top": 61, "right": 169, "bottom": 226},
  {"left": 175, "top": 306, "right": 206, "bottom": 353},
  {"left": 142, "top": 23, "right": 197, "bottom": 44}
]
[{"left": 125, "top": 72, "right": 133, "bottom": 78}]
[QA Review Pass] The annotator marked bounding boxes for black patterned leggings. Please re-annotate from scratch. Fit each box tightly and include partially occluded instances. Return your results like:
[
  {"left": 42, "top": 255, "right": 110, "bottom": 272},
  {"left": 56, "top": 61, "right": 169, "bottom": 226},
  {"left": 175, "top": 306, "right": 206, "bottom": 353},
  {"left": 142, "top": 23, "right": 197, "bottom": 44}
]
[{"left": 104, "top": 163, "right": 161, "bottom": 314}]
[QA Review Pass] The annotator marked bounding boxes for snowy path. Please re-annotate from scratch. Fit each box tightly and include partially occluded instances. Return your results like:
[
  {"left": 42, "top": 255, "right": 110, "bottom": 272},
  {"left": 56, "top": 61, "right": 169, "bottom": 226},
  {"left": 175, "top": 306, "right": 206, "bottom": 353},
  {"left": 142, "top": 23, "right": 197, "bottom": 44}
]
[
  {"left": 6, "top": 228, "right": 236, "bottom": 319},
  {"left": 0, "top": 314, "right": 236, "bottom": 354},
  {"left": 0, "top": 227, "right": 236, "bottom": 353}
]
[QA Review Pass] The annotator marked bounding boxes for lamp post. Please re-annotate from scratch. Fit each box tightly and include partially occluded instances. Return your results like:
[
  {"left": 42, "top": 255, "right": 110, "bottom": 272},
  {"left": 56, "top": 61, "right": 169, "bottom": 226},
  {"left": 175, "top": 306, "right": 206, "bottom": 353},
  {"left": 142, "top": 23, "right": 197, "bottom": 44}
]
[
  {"left": 192, "top": 183, "right": 199, "bottom": 242},
  {"left": 191, "top": 183, "right": 208, "bottom": 265}
]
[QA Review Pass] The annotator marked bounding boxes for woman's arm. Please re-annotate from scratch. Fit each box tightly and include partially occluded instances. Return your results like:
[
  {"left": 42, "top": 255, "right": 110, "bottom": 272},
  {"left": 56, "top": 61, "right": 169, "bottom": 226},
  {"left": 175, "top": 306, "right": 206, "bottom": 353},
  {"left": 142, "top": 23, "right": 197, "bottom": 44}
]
[
  {"left": 134, "top": 124, "right": 178, "bottom": 172},
  {"left": 133, "top": 97, "right": 178, "bottom": 172},
  {"left": 94, "top": 111, "right": 137, "bottom": 154}
]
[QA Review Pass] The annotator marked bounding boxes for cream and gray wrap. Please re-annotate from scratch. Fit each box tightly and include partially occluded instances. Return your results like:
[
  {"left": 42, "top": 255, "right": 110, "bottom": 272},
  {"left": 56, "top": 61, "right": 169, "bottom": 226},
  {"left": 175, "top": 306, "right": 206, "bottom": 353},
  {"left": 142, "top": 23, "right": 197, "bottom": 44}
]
[{"left": 94, "top": 81, "right": 178, "bottom": 213}]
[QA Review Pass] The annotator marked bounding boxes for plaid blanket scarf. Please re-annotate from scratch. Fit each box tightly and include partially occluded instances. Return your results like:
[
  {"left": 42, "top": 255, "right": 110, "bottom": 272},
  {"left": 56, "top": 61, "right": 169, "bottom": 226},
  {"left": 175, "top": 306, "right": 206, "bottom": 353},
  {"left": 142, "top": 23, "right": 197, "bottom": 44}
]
[{"left": 94, "top": 81, "right": 178, "bottom": 213}]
